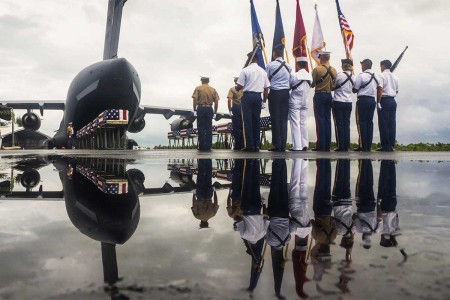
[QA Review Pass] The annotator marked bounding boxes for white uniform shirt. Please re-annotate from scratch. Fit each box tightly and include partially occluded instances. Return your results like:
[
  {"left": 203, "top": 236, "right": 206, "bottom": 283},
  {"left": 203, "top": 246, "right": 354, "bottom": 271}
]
[
  {"left": 381, "top": 212, "right": 399, "bottom": 235},
  {"left": 266, "top": 217, "right": 291, "bottom": 249},
  {"left": 237, "top": 63, "right": 270, "bottom": 93},
  {"left": 266, "top": 57, "right": 292, "bottom": 90},
  {"left": 290, "top": 69, "right": 312, "bottom": 105},
  {"left": 354, "top": 69, "right": 382, "bottom": 98},
  {"left": 354, "top": 211, "right": 382, "bottom": 234},
  {"left": 333, "top": 71, "right": 355, "bottom": 103},
  {"left": 237, "top": 215, "right": 270, "bottom": 244},
  {"left": 333, "top": 205, "right": 355, "bottom": 236},
  {"left": 380, "top": 69, "right": 399, "bottom": 97}
]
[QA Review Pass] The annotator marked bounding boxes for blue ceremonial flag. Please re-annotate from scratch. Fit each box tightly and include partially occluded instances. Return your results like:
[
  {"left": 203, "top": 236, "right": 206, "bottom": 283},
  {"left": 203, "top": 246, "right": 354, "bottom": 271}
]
[
  {"left": 250, "top": 0, "right": 267, "bottom": 68},
  {"left": 272, "top": 0, "right": 287, "bottom": 61}
]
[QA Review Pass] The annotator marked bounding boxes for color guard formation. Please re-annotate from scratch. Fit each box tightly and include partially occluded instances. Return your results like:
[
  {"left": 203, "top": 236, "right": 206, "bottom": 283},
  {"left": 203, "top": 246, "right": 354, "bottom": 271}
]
[{"left": 191, "top": 0, "right": 401, "bottom": 152}]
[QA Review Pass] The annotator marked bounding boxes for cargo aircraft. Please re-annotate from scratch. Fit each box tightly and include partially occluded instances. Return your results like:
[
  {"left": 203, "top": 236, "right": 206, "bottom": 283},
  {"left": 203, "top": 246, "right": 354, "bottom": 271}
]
[{"left": 0, "top": 0, "right": 229, "bottom": 149}]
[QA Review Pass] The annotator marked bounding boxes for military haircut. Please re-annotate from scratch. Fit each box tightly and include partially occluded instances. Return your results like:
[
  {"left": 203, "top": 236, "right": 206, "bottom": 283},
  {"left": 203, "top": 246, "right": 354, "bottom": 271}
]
[{"left": 296, "top": 61, "right": 308, "bottom": 69}]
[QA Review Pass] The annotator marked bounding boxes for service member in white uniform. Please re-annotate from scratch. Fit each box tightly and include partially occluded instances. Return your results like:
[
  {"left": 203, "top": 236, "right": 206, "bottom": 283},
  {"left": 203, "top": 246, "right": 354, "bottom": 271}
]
[
  {"left": 289, "top": 57, "right": 312, "bottom": 151},
  {"left": 236, "top": 52, "right": 271, "bottom": 152},
  {"left": 332, "top": 59, "right": 355, "bottom": 151},
  {"left": 352, "top": 59, "right": 382, "bottom": 152},
  {"left": 376, "top": 59, "right": 399, "bottom": 152},
  {"left": 266, "top": 45, "right": 292, "bottom": 152}
]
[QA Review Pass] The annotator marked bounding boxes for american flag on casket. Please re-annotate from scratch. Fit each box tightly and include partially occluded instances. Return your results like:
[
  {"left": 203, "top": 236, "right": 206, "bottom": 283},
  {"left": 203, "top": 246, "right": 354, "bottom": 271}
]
[
  {"left": 260, "top": 116, "right": 271, "bottom": 129},
  {"left": 98, "top": 109, "right": 129, "bottom": 126},
  {"left": 215, "top": 171, "right": 232, "bottom": 181},
  {"left": 260, "top": 174, "right": 271, "bottom": 186},
  {"left": 97, "top": 176, "right": 128, "bottom": 194},
  {"left": 216, "top": 122, "right": 232, "bottom": 133},
  {"left": 76, "top": 166, "right": 129, "bottom": 194}
]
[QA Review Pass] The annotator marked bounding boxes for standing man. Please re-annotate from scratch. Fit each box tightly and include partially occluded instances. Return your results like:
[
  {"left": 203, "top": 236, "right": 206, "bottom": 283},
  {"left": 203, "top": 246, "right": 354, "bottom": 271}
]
[
  {"left": 227, "top": 77, "right": 244, "bottom": 150},
  {"left": 236, "top": 52, "right": 270, "bottom": 152},
  {"left": 332, "top": 59, "right": 355, "bottom": 152},
  {"left": 377, "top": 60, "right": 399, "bottom": 152},
  {"left": 352, "top": 59, "right": 382, "bottom": 152},
  {"left": 311, "top": 51, "right": 337, "bottom": 151},
  {"left": 192, "top": 76, "right": 219, "bottom": 151},
  {"left": 289, "top": 57, "right": 312, "bottom": 151},
  {"left": 266, "top": 45, "right": 292, "bottom": 152},
  {"left": 66, "top": 122, "right": 74, "bottom": 149}
]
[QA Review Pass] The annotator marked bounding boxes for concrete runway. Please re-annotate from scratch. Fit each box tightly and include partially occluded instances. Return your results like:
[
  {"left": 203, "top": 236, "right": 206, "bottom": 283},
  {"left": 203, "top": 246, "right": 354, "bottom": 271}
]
[{"left": 0, "top": 149, "right": 449, "bottom": 161}]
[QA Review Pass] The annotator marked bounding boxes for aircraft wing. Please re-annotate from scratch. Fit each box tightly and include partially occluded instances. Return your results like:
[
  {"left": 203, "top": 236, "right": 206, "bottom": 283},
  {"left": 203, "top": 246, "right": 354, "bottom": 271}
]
[
  {"left": 140, "top": 105, "right": 231, "bottom": 121},
  {"left": 0, "top": 191, "right": 64, "bottom": 201},
  {"left": 0, "top": 100, "right": 66, "bottom": 112}
]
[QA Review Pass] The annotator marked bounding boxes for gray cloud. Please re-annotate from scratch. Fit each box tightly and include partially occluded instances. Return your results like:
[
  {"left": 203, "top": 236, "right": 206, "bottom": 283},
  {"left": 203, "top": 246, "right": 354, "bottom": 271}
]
[{"left": 0, "top": 0, "right": 449, "bottom": 146}]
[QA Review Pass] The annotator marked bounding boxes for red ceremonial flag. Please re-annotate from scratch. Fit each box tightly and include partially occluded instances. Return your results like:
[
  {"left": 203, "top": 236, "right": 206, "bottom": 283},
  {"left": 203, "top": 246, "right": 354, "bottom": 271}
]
[{"left": 292, "top": 0, "right": 309, "bottom": 71}]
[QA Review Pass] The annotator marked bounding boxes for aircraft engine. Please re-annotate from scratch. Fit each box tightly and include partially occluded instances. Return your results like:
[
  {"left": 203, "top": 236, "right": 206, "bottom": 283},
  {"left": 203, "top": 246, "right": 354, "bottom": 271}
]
[
  {"left": 128, "top": 118, "right": 145, "bottom": 133},
  {"left": 170, "top": 117, "right": 193, "bottom": 132},
  {"left": 20, "top": 169, "right": 40, "bottom": 189},
  {"left": 21, "top": 112, "right": 41, "bottom": 131}
]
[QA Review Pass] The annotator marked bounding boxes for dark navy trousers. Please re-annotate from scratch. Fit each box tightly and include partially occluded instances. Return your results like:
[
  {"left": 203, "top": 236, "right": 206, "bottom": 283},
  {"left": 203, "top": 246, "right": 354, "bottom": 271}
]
[
  {"left": 356, "top": 159, "right": 375, "bottom": 213},
  {"left": 268, "top": 89, "right": 290, "bottom": 150},
  {"left": 195, "top": 159, "right": 213, "bottom": 199},
  {"left": 241, "top": 159, "right": 262, "bottom": 215},
  {"left": 268, "top": 159, "right": 289, "bottom": 218},
  {"left": 313, "top": 159, "right": 332, "bottom": 215},
  {"left": 231, "top": 104, "right": 244, "bottom": 150},
  {"left": 378, "top": 160, "right": 397, "bottom": 212},
  {"left": 313, "top": 93, "right": 333, "bottom": 151},
  {"left": 356, "top": 96, "right": 376, "bottom": 151},
  {"left": 332, "top": 101, "right": 352, "bottom": 150},
  {"left": 332, "top": 159, "right": 351, "bottom": 202},
  {"left": 377, "top": 97, "right": 397, "bottom": 151},
  {"left": 242, "top": 92, "right": 262, "bottom": 150},
  {"left": 197, "top": 106, "right": 213, "bottom": 150}
]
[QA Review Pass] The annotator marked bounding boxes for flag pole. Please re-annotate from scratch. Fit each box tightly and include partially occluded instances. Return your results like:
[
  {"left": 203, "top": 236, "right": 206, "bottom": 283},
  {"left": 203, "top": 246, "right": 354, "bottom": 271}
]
[{"left": 306, "top": 41, "right": 314, "bottom": 71}]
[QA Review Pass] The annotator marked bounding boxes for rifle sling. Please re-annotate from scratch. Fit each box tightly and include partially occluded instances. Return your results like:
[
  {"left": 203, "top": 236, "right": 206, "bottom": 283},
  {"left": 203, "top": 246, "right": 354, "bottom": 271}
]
[
  {"left": 269, "top": 60, "right": 289, "bottom": 81},
  {"left": 316, "top": 65, "right": 335, "bottom": 85},
  {"left": 291, "top": 80, "right": 311, "bottom": 90},
  {"left": 334, "top": 72, "right": 354, "bottom": 90}
]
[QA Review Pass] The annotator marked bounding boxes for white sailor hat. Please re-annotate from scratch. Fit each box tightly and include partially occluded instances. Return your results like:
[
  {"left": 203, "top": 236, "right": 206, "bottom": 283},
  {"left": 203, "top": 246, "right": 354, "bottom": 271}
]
[
  {"left": 318, "top": 50, "right": 332, "bottom": 57},
  {"left": 296, "top": 56, "right": 308, "bottom": 62}
]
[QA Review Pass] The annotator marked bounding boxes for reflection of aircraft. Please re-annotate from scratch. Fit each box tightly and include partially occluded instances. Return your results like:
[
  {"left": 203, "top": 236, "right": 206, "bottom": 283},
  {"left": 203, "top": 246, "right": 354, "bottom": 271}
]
[{"left": 1, "top": 0, "right": 229, "bottom": 149}]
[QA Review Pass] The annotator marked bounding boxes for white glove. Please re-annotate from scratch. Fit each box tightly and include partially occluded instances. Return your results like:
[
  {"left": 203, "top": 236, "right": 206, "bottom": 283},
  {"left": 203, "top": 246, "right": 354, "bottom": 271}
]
[
  {"left": 229, "top": 110, "right": 233, "bottom": 117},
  {"left": 377, "top": 103, "right": 382, "bottom": 110},
  {"left": 193, "top": 111, "right": 197, "bottom": 117},
  {"left": 213, "top": 114, "right": 217, "bottom": 120},
  {"left": 261, "top": 101, "right": 266, "bottom": 109}
]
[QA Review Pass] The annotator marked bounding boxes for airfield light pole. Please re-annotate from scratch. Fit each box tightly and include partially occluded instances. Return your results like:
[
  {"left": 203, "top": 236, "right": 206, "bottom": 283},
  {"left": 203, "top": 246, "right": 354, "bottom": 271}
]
[{"left": 11, "top": 108, "right": 15, "bottom": 147}]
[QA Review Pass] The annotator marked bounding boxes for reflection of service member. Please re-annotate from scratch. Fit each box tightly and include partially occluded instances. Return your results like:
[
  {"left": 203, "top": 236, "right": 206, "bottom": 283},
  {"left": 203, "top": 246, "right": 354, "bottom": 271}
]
[
  {"left": 289, "top": 57, "right": 312, "bottom": 151},
  {"left": 227, "top": 77, "right": 244, "bottom": 150},
  {"left": 236, "top": 52, "right": 270, "bottom": 152},
  {"left": 191, "top": 159, "right": 218, "bottom": 228},
  {"left": 192, "top": 77, "right": 220, "bottom": 151},
  {"left": 311, "top": 51, "right": 337, "bottom": 151},
  {"left": 353, "top": 160, "right": 380, "bottom": 249},
  {"left": 352, "top": 59, "right": 382, "bottom": 152},
  {"left": 377, "top": 60, "right": 399, "bottom": 152},
  {"left": 266, "top": 46, "right": 292, "bottom": 152},
  {"left": 378, "top": 160, "right": 399, "bottom": 247},
  {"left": 67, "top": 122, "right": 74, "bottom": 149},
  {"left": 332, "top": 59, "right": 355, "bottom": 152}
]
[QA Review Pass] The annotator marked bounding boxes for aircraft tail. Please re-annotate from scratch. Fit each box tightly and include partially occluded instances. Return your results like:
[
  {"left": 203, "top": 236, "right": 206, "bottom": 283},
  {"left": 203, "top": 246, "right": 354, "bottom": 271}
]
[{"left": 103, "top": 0, "right": 127, "bottom": 60}]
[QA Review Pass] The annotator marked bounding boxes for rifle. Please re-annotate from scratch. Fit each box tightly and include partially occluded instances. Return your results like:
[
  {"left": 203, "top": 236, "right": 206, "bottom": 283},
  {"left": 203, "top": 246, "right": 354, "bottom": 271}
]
[
  {"left": 243, "top": 41, "right": 261, "bottom": 68},
  {"left": 391, "top": 46, "right": 408, "bottom": 72}
]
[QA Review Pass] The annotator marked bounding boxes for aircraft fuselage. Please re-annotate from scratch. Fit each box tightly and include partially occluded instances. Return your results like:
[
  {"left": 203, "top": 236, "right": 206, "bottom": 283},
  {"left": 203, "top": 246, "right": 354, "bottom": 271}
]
[{"left": 51, "top": 58, "right": 141, "bottom": 148}]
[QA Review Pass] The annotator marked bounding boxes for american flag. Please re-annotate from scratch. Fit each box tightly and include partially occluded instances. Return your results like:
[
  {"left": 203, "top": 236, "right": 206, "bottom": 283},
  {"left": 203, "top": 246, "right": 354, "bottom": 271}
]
[
  {"left": 260, "top": 116, "right": 271, "bottom": 129},
  {"left": 106, "top": 109, "right": 128, "bottom": 122},
  {"left": 336, "top": 0, "right": 354, "bottom": 57},
  {"left": 98, "top": 179, "right": 128, "bottom": 194},
  {"left": 217, "top": 122, "right": 232, "bottom": 133}
]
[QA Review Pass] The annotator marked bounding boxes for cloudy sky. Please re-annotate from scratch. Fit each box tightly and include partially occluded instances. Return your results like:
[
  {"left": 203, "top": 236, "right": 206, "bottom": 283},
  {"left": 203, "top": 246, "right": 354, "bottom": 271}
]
[{"left": 1, "top": 0, "right": 449, "bottom": 146}]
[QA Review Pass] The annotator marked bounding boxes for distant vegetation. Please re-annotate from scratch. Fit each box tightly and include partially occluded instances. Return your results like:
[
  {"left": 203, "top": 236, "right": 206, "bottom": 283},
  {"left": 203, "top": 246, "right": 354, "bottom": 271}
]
[{"left": 153, "top": 141, "right": 450, "bottom": 151}]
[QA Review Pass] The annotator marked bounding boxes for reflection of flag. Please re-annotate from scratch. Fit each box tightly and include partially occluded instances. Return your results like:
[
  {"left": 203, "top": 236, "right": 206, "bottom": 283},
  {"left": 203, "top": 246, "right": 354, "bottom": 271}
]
[
  {"left": 335, "top": 0, "right": 354, "bottom": 59},
  {"left": 292, "top": 0, "right": 309, "bottom": 71},
  {"left": 272, "top": 0, "right": 286, "bottom": 61},
  {"left": 310, "top": 4, "right": 326, "bottom": 66},
  {"left": 250, "top": 0, "right": 267, "bottom": 68}
]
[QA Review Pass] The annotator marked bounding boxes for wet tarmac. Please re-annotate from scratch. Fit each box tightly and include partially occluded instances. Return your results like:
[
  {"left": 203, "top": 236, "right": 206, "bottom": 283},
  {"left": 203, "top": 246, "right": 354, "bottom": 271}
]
[{"left": 0, "top": 151, "right": 449, "bottom": 299}]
